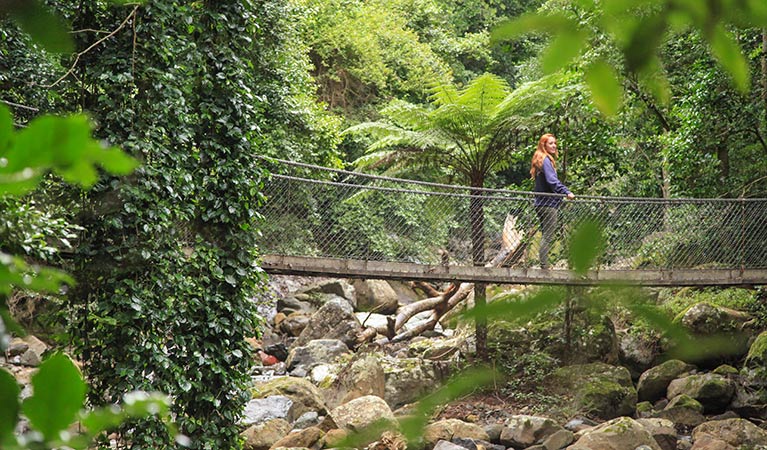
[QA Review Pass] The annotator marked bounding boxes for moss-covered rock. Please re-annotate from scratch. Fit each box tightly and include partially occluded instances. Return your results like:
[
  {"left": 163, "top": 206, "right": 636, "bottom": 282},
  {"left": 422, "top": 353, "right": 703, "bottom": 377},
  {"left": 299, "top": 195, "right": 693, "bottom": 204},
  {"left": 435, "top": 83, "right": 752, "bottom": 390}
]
[
  {"left": 656, "top": 394, "right": 705, "bottom": 428},
  {"left": 252, "top": 376, "right": 328, "bottom": 416},
  {"left": 667, "top": 373, "right": 735, "bottom": 413},
  {"left": 636, "top": 401, "right": 654, "bottom": 417},
  {"left": 712, "top": 364, "right": 738, "bottom": 376},
  {"left": 692, "top": 418, "right": 767, "bottom": 447},
  {"left": 730, "top": 367, "right": 767, "bottom": 418},
  {"left": 671, "top": 302, "right": 753, "bottom": 365},
  {"left": 637, "top": 359, "right": 696, "bottom": 402},
  {"left": 573, "top": 417, "right": 662, "bottom": 450},
  {"left": 547, "top": 362, "right": 636, "bottom": 420},
  {"left": 745, "top": 330, "right": 767, "bottom": 368}
]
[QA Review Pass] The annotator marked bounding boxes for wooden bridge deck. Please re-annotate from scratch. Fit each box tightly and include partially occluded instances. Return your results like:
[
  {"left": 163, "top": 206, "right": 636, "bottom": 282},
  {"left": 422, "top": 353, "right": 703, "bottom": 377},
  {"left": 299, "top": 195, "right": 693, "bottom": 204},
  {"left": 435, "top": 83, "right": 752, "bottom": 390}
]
[{"left": 261, "top": 255, "right": 767, "bottom": 286}]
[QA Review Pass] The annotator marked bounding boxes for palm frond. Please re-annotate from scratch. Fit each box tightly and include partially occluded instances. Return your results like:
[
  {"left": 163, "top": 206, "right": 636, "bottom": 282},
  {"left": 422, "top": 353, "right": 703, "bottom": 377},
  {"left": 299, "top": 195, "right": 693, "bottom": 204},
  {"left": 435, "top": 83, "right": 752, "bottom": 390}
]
[
  {"left": 495, "top": 71, "right": 582, "bottom": 121},
  {"left": 458, "top": 73, "right": 511, "bottom": 115},
  {"left": 429, "top": 80, "right": 460, "bottom": 107}
]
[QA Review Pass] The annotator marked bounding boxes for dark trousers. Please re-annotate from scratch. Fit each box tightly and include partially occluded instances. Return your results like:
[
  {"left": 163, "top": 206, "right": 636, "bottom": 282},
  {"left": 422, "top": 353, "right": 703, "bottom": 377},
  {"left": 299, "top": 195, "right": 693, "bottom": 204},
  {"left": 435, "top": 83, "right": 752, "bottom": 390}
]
[{"left": 535, "top": 205, "right": 558, "bottom": 269}]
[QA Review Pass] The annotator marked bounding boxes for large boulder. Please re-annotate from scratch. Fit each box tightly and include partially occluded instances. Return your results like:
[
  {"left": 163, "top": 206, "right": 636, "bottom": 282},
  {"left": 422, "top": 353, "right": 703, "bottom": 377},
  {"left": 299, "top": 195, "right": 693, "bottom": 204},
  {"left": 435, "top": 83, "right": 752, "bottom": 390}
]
[
  {"left": 730, "top": 367, "right": 767, "bottom": 419},
  {"left": 549, "top": 363, "right": 637, "bottom": 420},
  {"left": 672, "top": 302, "right": 752, "bottom": 365},
  {"left": 692, "top": 418, "right": 767, "bottom": 448},
  {"left": 568, "top": 417, "right": 662, "bottom": 450},
  {"left": 667, "top": 373, "right": 736, "bottom": 414},
  {"left": 329, "top": 395, "right": 396, "bottom": 434},
  {"left": 292, "top": 297, "right": 362, "bottom": 349},
  {"left": 499, "top": 415, "right": 564, "bottom": 448},
  {"left": 269, "top": 426, "right": 323, "bottom": 450},
  {"left": 423, "top": 419, "right": 489, "bottom": 449},
  {"left": 656, "top": 394, "right": 705, "bottom": 428},
  {"left": 299, "top": 279, "right": 355, "bottom": 304},
  {"left": 618, "top": 331, "right": 660, "bottom": 380},
  {"left": 744, "top": 330, "right": 767, "bottom": 367},
  {"left": 352, "top": 279, "right": 399, "bottom": 315},
  {"left": 383, "top": 357, "right": 450, "bottom": 409},
  {"left": 637, "top": 359, "right": 696, "bottom": 402},
  {"left": 240, "top": 418, "right": 291, "bottom": 450},
  {"left": 252, "top": 376, "right": 327, "bottom": 419},
  {"left": 488, "top": 315, "right": 618, "bottom": 366},
  {"left": 635, "top": 418, "right": 677, "bottom": 450},
  {"left": 241, "top": 396, "right": 294, "bottom": 426},
  {"left": 324, "top": 354, "right": 386, "bottom": 410},
  {"left": 286, "top": 338, "right": 351, "bottom": 375}
]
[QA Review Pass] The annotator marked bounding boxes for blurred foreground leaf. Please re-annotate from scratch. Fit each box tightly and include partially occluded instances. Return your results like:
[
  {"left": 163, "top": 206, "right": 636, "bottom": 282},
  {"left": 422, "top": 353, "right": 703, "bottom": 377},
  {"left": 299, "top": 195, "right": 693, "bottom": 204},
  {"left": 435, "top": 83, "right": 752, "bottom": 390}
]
[
  {"left": 568, "top": 220, "right": 605, "bottom": 275},
  {"left": 22, "top": 353, "right": 87, "bottom": 442},
  {"left": 4, "top": 0, "right": 73, "bottom": 53},
  {"left": 0, "top": 369, "right": 20, "bottom": 445}
]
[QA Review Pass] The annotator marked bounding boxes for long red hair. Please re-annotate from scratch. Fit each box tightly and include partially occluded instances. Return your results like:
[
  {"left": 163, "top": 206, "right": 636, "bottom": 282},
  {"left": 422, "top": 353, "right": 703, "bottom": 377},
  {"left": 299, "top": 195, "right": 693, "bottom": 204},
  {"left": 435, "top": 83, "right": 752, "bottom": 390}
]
[{"left": 530, "top": 133, "right": 557, "bottom": 179}]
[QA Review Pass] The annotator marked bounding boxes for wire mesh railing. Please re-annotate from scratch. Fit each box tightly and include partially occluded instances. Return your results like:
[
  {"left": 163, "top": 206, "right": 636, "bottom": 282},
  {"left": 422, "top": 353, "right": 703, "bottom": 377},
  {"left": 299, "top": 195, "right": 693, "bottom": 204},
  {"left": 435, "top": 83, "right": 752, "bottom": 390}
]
[{"left": 257, "top": 158, "right": 767, "bottom": 271}]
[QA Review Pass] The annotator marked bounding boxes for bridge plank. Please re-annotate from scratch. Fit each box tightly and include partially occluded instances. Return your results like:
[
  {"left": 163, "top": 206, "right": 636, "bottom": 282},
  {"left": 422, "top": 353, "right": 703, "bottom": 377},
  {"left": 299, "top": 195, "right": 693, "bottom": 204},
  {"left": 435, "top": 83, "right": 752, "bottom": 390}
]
[{"left": 260, "top": 255, "right": 767, "bottom": 286}]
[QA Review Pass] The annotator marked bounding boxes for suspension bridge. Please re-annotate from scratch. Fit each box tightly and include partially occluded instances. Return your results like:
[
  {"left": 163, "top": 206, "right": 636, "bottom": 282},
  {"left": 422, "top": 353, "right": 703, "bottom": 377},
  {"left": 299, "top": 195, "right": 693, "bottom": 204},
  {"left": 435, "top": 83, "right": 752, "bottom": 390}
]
[{"left": 256, "top": 158, "right": 767, "bottom": 286}]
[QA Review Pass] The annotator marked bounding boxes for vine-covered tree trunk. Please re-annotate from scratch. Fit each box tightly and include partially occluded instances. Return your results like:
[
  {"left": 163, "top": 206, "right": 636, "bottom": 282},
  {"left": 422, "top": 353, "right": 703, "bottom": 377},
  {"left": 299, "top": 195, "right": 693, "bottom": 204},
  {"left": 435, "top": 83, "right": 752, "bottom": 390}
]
[{"left": 52, "top": 1, "right": 327, "bottom": 447}]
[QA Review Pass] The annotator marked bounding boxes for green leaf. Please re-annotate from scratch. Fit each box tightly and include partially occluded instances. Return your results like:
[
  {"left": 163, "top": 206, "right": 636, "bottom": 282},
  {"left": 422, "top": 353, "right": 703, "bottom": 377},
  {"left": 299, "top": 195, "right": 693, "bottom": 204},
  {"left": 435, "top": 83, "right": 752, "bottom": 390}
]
[
  {"left": 585, "top": 59, "right": 623, "bottom": 116},
  {"left": 638, "top": 58, "right": 671, "bottom": 105},
  {"left": 98, "top": 146, "right": 141, "bottom": 174},
  {"left": 1, "top": 307, "right": 26, "bottom": 341},
  {"left": 463, "top": 287, "right": 564, "bottom": 322},
  {"left": 707, "top": 24, "right": 750, "bottom": 93},
  {"left": 623, "top": 14, "right": 667, "bottom": 73},
  {"left": 490, "top": 12, "right": 575, "bottom": 43},
  {"left": 568, "top": 220, "right": 605, "bottom": 274},
  {"left": 0, "top": 104, "right": 12, "bottom": 152},
  {"left": 8, "top": 0, "right": 74, "bottom": 54},
  {"left": 0, "top": 368, "right": 20, "bottom": 444},
  {"left": 23, "top": 352, "right": 87, "bottom": 441},
  {"left": 541, "top": 29, "right": 587, "bottom": 74}
]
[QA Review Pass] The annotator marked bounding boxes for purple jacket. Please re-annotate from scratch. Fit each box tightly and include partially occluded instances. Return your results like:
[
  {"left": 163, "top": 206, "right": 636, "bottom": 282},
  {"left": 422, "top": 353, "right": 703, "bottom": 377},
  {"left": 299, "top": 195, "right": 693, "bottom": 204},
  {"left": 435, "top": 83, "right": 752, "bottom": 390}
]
[{"left": 534, "top": 156, "right": 571, "bottom": 207}]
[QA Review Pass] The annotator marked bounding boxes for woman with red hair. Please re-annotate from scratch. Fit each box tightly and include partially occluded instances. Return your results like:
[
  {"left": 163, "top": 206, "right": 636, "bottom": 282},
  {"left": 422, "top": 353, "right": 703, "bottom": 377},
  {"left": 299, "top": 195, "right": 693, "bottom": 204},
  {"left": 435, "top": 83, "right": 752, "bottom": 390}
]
[{"left": 530, "top": 133, "right": 574, "bottom": 269}]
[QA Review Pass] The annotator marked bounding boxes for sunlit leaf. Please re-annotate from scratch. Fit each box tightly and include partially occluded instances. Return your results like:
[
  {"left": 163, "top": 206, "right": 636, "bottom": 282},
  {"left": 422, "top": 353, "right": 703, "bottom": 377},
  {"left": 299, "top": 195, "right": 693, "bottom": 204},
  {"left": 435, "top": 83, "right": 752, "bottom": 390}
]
[
  {"left": 99, "top": 146, "right": 141, "bottom": 174},
  {"left": 0, "top": 105, "right": 12, "bottom": 152},
  {"left": 568, "top": 220, "right": 605, "bottom": 274},
  {"left": 7, "top": 0, "right": 74, "bottom": 54},
  {"left": 23, "top": 352, "right": 87, "bottom": 441},
  {"left": 491, "top": 12, "right": 576, "bottom": 43},
  {"left": 585, "top": 59, "right": 623, "bottom": 116},
  {"left": 541, "top": 29, "right": 587, "bottom": 74},
  {"left": 0, "top": 368, "right": 20, "bottom": 444},
  {"left": 707, "top": 24, "right": 750, "bottom": 93}
]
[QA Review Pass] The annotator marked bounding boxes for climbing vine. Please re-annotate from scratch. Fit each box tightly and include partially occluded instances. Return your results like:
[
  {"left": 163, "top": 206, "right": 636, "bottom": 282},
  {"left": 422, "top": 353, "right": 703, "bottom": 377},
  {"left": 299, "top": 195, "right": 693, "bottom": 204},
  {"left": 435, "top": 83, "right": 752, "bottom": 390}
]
[{"left": 0, "top": 0, "right": 340, "bottom": 447}]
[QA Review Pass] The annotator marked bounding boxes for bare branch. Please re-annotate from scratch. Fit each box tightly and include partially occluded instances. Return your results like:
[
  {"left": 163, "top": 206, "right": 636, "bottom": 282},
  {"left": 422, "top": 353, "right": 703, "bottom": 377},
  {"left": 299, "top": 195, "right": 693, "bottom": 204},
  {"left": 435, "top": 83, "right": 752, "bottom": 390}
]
[{"left": 45, "top": 5, "right": 140, "bottom": 88}]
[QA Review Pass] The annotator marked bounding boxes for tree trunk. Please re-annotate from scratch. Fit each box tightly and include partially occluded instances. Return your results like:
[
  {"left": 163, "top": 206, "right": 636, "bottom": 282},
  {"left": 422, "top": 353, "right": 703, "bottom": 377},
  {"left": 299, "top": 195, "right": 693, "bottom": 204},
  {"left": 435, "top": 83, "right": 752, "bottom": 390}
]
[
  {"left": 717, "top": 145, "right": 730, "bottom": 180},
  {"left": 469, "top": 179, "right": 488, "bottom": 360},
  {"left": 762, "top": 28, "right": 767, "bottom": 125}
]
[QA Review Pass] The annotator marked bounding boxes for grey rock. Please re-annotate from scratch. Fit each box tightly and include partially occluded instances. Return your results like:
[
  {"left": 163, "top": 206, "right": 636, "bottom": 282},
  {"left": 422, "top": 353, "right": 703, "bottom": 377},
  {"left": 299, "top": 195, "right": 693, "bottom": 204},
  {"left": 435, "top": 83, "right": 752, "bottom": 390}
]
[
  {"left": 241, "top": 395, "right": 294, "bottom": 426},
  {"left": 286, "top": 338, "right": 351, "bottom": 374}
]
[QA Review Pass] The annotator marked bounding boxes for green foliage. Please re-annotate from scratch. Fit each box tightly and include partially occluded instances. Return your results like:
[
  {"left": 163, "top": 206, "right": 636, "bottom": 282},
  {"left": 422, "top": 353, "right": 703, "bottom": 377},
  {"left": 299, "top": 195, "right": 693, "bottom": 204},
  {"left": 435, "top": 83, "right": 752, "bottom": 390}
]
[
  {"left": 0, "top": 0, "right": 73, "bottom": 53},
  {"left": 22, "top": 352, "right": 87, "bottom": 441},
  {"left": 658, "top": 287, "right": 758, "bottom": 320},
  {"left": 494, "top": 0, "right": 767, "bottom": 115},
  {"left": 0, "top": 354, "right": 178, "bottom": 450},
  {"left": 347, "top": 71, "right": 580, "bottom": 184},
  {"left": 0, "top": 1, "right": 336, "bottom": 447}
]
